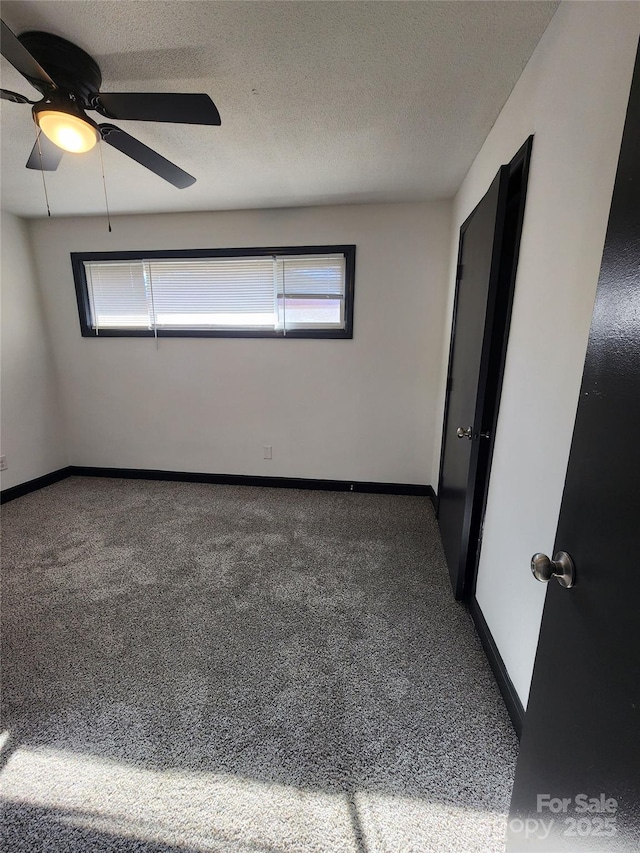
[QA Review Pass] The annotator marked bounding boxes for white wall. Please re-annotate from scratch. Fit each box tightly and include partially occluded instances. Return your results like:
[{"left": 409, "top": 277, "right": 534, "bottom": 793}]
[
  {"left": 0, "top": 212, "right": 68, "bottom": 489},
  {"left": 29, "top": 202, "right": 451, "bottom": 485},
  {"left": 434, "top": 1, "right": 640, "bottom": 706}
]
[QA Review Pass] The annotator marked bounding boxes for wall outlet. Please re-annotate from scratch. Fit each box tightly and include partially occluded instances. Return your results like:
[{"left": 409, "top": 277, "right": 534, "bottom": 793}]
[
  {"left": 263, "top": 445, "right": 272, "bottom": 460},
  {"left": 0, "top": 455, "right": 7, "bottom": 471}
]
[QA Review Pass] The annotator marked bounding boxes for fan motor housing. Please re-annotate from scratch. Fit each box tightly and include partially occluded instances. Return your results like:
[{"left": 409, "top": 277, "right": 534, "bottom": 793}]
[{"left": 18, "top": 31, "right": 102, "bottom": 103}]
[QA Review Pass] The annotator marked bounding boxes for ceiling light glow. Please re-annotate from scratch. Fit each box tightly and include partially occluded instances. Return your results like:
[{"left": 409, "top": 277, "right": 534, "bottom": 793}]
[{"left": 36, "top": 110, "right": 99, "bottom": 153}]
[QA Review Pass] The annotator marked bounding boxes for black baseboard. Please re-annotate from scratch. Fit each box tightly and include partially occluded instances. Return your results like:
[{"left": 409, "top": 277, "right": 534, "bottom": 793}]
[
  {"left": 467, "top": 595, "right": 525, "bottom": 738},
  {"left": 0, "top": 467, "right": 72, "bottom": 504},
  {"left": 68, "top": 466, "right": 434, "bottom": 497}
]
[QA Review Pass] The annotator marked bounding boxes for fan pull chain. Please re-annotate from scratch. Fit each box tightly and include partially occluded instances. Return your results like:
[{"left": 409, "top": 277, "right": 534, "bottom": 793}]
[
  {"left": 98, "top": 137, "right": 112, "bottom": 233},
  {"left": 33, "top": 126, "right": 51, "bottom": 217}
]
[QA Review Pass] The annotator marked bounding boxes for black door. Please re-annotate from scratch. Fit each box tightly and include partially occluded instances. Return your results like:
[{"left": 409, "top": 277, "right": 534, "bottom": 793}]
[
  {"left": 438, "top": 141, "right": 533, "bottom": 601},
  {"left": 437, "top": 167, "right": 509, "bottom": 598},
  {"left": 507, "top": 42, "right": 640, "bottom": 852}
]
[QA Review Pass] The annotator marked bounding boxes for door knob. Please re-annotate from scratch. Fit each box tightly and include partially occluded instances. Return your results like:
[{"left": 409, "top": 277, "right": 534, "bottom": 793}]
[
  {"left": 456, "top": 426, "right": 473, "bottom": 439},
  {"left": 531, "top": 551, "right": 575, "bottom": 588}
]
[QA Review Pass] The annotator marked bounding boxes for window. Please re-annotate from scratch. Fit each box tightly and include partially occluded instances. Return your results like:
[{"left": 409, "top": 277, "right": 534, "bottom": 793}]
[{"left": 71, "top": 246, "right": 355, "bottom": 338}]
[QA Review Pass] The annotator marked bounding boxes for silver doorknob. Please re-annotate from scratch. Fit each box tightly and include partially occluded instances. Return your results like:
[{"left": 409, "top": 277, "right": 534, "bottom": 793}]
[
  {"left": 456, "top": 426, "right": 473, "bottom": 439},
  {"left": 531, "top": 551, "right": 575, "bottom": 588}
]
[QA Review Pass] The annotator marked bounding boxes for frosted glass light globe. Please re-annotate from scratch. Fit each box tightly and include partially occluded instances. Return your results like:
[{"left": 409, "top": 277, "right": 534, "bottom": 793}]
[{"left": 37, "top": 110, "right": 99, "bottom": 153}]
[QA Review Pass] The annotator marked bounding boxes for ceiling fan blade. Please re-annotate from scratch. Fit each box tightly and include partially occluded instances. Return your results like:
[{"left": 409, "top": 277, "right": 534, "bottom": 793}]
[
  {"left": 99, "top": 124, "right": 196, "bottom": 188},
  {"left": 1, "top": 20, "right": 56, "bottom": 90},
  {"left": 26, "top": 130, "right": 64, "bottom": 171},
  {"left": 95, "top": 93, "right": 221, "bottom": 126},
  {"left": 0, "top": 87, "right": 34, "bottom": 103}
]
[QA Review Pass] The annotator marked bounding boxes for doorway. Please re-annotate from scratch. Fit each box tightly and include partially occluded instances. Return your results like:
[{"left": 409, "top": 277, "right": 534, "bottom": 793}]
[{"left": 437, "top": 138, "right": 533, "bottom": 602}]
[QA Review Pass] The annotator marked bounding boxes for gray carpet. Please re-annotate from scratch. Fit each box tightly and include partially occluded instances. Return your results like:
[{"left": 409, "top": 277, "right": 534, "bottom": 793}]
[{"left": 0, "top": 477, "right": 518, "bottom": 852}]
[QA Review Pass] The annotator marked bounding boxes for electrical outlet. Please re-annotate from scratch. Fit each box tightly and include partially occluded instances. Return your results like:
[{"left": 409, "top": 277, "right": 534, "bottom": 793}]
[
  {"left": 0, "top": 455, "right": 7, "bottom": 471},
  {"left": 263, "top": 446, "right": 272, "bottom": 460}
]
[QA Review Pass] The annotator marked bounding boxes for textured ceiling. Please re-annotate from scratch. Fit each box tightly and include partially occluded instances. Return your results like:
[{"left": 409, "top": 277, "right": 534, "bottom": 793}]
[{"left": 0, "top": 1, "right": 558, "bottom": 218}]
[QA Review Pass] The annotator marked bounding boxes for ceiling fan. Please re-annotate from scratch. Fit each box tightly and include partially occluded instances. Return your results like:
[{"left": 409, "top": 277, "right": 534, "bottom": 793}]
[{"left": 0, "top": 20, "right": 221, "bottom": 188}]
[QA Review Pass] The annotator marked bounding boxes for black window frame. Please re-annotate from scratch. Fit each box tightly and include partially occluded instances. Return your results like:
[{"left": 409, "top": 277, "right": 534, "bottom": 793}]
[{"left": 71, "top": 245, "right": 356, "bottom": 339}]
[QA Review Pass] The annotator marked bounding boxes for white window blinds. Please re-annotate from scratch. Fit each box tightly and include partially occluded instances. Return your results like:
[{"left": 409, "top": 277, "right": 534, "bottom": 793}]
[
  {"left": 276, "top": 255, "right": 345, "bottom": 329},
  {"left": 83, "top": 253, "right": 347, "bottom": 333},
  {"left": 85, "top": 261, "right": 149, "bottom": 328}
]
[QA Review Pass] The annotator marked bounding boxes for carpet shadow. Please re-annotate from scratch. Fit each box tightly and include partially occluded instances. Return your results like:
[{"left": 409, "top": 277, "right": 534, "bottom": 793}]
[{"left": 0, "top": 800, "right": 288, "bottom": 853}]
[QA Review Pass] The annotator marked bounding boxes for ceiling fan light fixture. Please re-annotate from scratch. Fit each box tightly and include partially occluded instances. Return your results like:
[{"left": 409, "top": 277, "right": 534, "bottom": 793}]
[
  {"left": 33, "top": 102, "right": 99, "bottom": 153},
  {"left": 2, "top": 22, "right": 216, "bottom": 185}
]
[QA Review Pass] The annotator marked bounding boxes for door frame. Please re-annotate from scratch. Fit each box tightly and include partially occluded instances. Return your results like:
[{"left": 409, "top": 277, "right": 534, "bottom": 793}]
[{"left": 437, "top": 137, "right": 533, "bottom": 603}]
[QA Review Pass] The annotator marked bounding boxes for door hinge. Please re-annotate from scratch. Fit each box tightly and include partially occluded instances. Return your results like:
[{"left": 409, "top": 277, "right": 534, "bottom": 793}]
[{"left": 476, "top": 519, "right": 485, "bottom": 560}]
